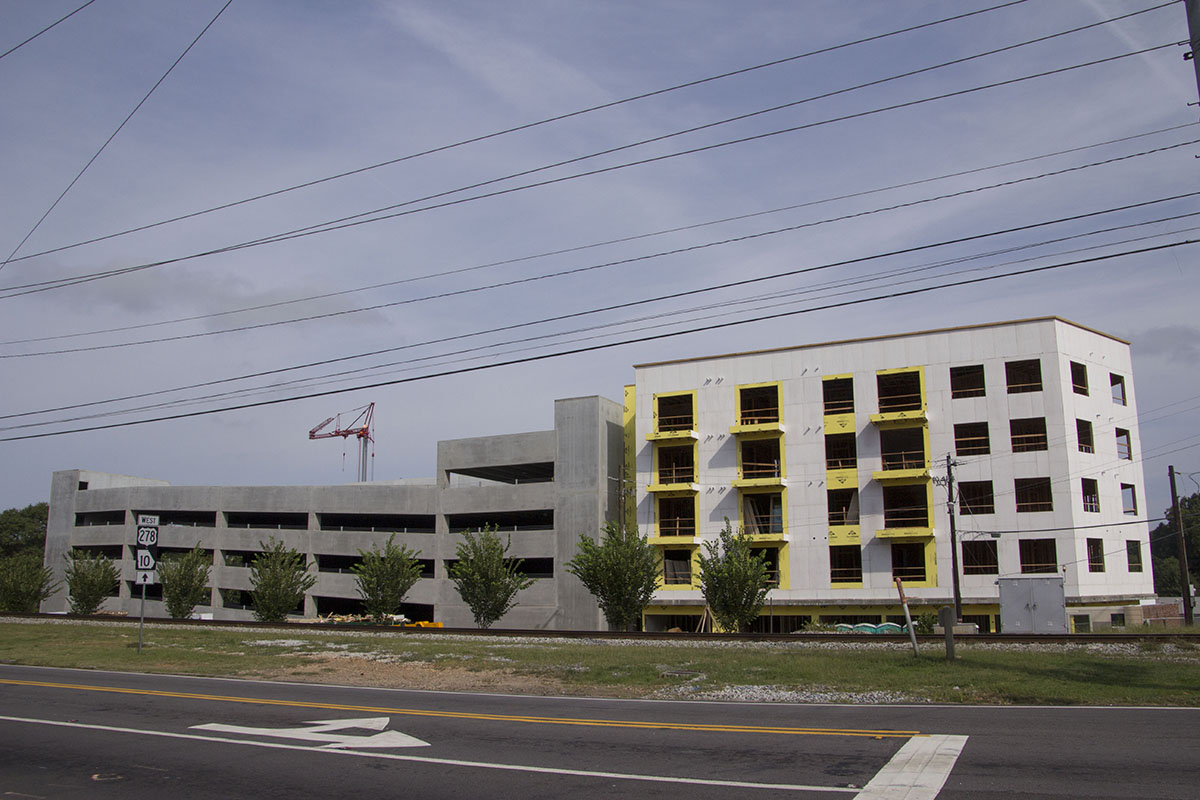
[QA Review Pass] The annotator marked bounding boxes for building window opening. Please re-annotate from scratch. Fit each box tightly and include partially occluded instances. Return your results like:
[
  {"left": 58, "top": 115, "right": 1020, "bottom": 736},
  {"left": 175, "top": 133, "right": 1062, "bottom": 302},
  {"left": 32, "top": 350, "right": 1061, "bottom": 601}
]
[
  {"left": 949, "top": 364, "right": 985, "bottom": 399},
  {"left": 77, "top": 481, "right": 89, "bottom": 491},
  {"left": 1010, "top": 417, "right": 1048, "bottom": 452},
  {"left": 827, "top": 488, "right": 859, "bottom": 526},
  {"left": 315, "top": 595, "right": 366, "bottom": 616},
  {"left": 1077, "top": 419, "right": 1094, "bottom": 453},
  {"left": 891, "top": 542, "right": 926, "bottom": 582},
  {"left": 1121, "top": 484, "right": 1138, "bottom": 515},
  {"left": 315, "top": 554, "right": 363, "bottom": 574},
  {"left": 823, "top": 378, "right": 854, "bottom": 415},
  {"left": 1005, "top": 359, "right": 1042, "bottom": 394},
  {"left": 656, "top": 445, "right": 695, "bottom": 484},
  {"left": 1115, "top": 428, "right": 1132, "bottom": 460},
  {"left": 877, "top": 371, "right": 922, "bottom": 413},
  {"left": 1019, "top": 538, "right": 1058, "bottom": 574},
  {"left": 226, "top": 511, "right": 308, "bottom": 530},
  {"left": 962, "top": 540, "right": 999, "bottom": 574},
  {"left": 739, "top": 385, "right": 779, "bottom": 425},
  {"left": 447, "top": 509, "right": 553, "bottom": 532},
  {"left": 743, "top": 492, "right": 783, "bottom": 536},
  {"left": 1110, "top": 373, "right": 1127, "bottom": 405},
  {"left": 749, "top": 546, "right": 781, "bottom": 586},
  {"left": 74, "top": 510, "right": 125, "bottom": 527},
  {"left": 1126, "top": 540, "right": 1143, "bottom": 572},
  {"left": 1015, "top": 477, "right": 1053, "bottom": 513},
  {"left": 1071, "top": 361, "right": 1089, "bottom": 395},
  {"left": 1087, "top": 538, "right": 1106, "bottom": 572},
  {"left": 825, "top": 433, "right": 857, "bottom": 470},
  {"left": 71, "top": 545, "right": 124, "bottom": 561},
  {"left": 879, "top": 426, "right": 925, "bottom": 471},
  {"left": 656, "top": 394, "right": 694, "bottom": 432},
  {"left": 954, "top": 422, "right": 990, "bottom": 456},
  {"left": 740, "top": 437, "right": 782, "bottom": 480},
  {"left": 829, "top": 545, "right": 862, "bottom": 583},
  {"left": 658, "top": 496, "right": 695, "bottom": 537},
  {"left": 662, "top": 549, "right": 693, "bottom": 585},
  {"left": 882, "top": 484, "right": 928, "bottom": 528},
  {"left": 318, "top": 513, "right": 434, "bottom": 533},
  {"left": 1081, "top": 479, "right": 1100, "bottom": 513},
  {"left": 958, "top": 481, "right": 995, "bottom": 515}
]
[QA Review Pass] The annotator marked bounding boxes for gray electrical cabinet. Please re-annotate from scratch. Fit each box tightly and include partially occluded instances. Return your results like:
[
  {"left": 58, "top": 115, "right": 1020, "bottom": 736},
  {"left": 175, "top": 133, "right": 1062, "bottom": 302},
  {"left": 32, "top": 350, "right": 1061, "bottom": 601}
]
[{"left": 998, "top": 576, "right": 1067, "bottom": 634}]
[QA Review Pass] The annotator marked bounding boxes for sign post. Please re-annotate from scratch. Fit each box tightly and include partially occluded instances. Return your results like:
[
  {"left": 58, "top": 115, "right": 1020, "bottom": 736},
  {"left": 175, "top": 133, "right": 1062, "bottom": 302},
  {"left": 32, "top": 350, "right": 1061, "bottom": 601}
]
[{"left": 135, "top": 514, "right": 159, "bottom": 653}]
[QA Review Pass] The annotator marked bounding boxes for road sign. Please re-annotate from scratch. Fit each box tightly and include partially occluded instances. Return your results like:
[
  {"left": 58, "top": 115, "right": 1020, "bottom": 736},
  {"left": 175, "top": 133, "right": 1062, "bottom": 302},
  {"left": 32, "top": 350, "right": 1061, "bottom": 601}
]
[
  {"left": 135, "top": 514, "right": 159, "bottom": 586},
  {"left": 134, "top": 571, "right": 158, "bottom": 585}
]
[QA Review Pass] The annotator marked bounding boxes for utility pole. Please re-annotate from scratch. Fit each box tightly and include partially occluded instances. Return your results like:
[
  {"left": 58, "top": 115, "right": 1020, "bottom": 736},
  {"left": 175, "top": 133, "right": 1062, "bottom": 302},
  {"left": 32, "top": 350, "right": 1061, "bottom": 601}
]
[
  {"left": 1185, "top": 0, "right": 1200, "bottom": 112},
  {"left": 945, "top": 454, "right": 963, "bottom": 622},
  {"left": 1168, "top": 465, "right": 1194, "bottom": 626}
]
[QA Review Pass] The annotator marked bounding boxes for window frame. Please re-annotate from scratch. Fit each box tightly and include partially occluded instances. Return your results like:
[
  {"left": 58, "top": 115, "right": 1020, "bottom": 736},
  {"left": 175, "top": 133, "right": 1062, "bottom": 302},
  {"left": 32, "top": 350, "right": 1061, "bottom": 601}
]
[
  {"left": 954, "top": 421, "right": 990, "bottom": 456},
  {"left": 1005, "top": 359, "right": 1043, "bottom": 394},
  {"left": 1076, "top": 419, "right": 1094, "bottom": 454},
  {"left": 1015, "top": 477, "right": 1053, "bottom": 513},
  {"left": 949, "top": 364, "right": 986, "bottom": 399},
  {"left": 1070, "top": 361, "right": 1089, "bottom": 395},
  {"left": 962, "top": 540, "right": 999, "bottom": 575}
]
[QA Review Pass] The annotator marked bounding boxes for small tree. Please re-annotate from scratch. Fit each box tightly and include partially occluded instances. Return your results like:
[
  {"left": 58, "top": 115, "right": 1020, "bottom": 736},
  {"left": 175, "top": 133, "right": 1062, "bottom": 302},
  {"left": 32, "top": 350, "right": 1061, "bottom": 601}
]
[
  {"left": 249, "top": 539, "right": 316, "bottom": 622},
  {"left": 351, "top": 535, "right": 423, "bottom": 623},
  {"left": 0, "top": 551, "right": 56, "bottom": 613},
  {"left": 449, "top": 525, "right": 533, "bottom": 629},
  {"left": 566, "top": 521, "right": 659, "bottom": 631},
  {"left": 159, "top": 543, "right": 212, "bottom": 619},
  {"left": 63, "top": 551, "right": 119, "bottom": 615},
  {"left": 696, "top": 519, "right": 770, "bottom": 633}
]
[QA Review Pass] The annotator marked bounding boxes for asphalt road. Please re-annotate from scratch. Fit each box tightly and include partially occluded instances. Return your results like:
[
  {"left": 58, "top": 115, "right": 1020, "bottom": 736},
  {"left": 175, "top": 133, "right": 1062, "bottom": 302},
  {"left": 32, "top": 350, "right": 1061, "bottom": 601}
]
[{"left": 0, "top": 664, "right": 1196, "bottom": 799}]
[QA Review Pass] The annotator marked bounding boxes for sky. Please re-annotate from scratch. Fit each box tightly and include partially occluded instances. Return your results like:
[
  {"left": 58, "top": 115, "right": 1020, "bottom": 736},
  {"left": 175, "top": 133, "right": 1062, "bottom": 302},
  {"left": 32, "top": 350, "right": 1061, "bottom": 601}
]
[{"left": 1, "top": 0, "right": 1198, "bottom": 519}]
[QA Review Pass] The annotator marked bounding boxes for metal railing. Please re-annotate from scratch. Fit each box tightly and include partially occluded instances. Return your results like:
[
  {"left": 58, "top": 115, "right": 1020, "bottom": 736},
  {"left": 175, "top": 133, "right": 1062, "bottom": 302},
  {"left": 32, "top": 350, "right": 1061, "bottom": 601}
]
[
  {"left": 656, "top": 413, "right": 694, "bottom": 432},
  {"left": 826, "top": 455, "right": 857, "bottom": 470},
  {"left": 878, "top": 392, "right": 922, "bottom": 413},
  {"left": 739, "top": 406, "right": 779, "bottom": 425},
  {"left": 741, "top": 460, "right": 781, "bottom": 479},
  {"left": 879, "top": 450, "right": 925, "bottom": 470},
  {"left": 823, "top": 399, "right": 854, "bottom": 415},
  {"left": 656, "top": 465, "right": 695, "bottom": 484},
  {"left": 1011, "top": 432, "right": 1048, "bottom": 452},
  {"left": 883, "top": 510, "right": 929, "bottom": 528},
  {"left": 658, "top": 519, "right": 696, "bottom": 537},
  {"left": 828, "top": 509, "right": 860, "bottom": 525}
]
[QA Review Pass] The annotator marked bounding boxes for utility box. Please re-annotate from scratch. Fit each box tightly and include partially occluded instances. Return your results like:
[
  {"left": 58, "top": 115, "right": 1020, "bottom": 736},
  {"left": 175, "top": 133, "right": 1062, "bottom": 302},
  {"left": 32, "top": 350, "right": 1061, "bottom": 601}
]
[{"left": 998, "top": 576, "right": 1067, "bottom": 634}]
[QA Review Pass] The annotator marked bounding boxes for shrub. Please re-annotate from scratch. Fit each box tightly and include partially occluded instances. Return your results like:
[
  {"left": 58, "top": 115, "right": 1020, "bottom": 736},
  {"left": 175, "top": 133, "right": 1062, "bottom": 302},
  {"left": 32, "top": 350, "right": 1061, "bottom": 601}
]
[
  {"left": 0, "top": 551, "right": 56, "bottom": 613},
  {"left": 449, "top": 525, "right": 532, "bottom": 629},
  {"left": 697, "top": 520, "right": 770, "bottom": 633},
  {"left": 249, "top": 539, "right": 316, "bottom": 622},
  {"left": 159, "top": 544, "right": 212, "bottom": 619},
  {"left": 64, "top": 551, "right": 119, "bottom": 615},
  {"left": 566, "top": 521, "right": 659, "bottom": 631},
  {"left": 351, "top": 535, "right": 423, "bottom": 623}
]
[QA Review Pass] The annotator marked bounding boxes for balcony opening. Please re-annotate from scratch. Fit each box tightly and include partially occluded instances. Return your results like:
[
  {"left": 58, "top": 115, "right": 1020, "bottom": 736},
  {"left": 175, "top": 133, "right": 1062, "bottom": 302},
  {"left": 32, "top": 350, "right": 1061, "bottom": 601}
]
[
  {"left": 950, "top": 364, "right": 985, "bottom": 399},
  {"left": 829, "top": 545, "right": 862, "bottom": 583},
  {"left": 891, "top": 542, "right": 926, "bottom": 582},
  {"left": 1116, "top": 428, "right": 1132, "bottom": 460},
  {"left": 1019, "top": 538, "right": 1058, "bottom": 574},
  {"left": 315, "top": 554, "right": 362, "bottom": 574},
  {"left": 738, "top": 385, "right": 779, "bottom": 425},
  {"left": 149, "top": 510, "right": 217, "bottom": 528},
  {"left": 128, "top": 581, "right": 163, "bottom": 600},
  {"left": 446, "top": 462, "right": 554, "bottom": 485},
  {"left": 1015, "top": 477, "right": 1053, "bottom": 513},
  {"left": 515, "top": 558, "right": 555, "bottom": 579},
  {"left": 656, "top": 444, "right": 695, "bottom": 484},
  {"left": 662, "top": 549, "right": 693, "bottom": 585},
  {"left": 825, "top": 433, "right": 857, "bottom": 470},
  {"left": 656, "top": 394, "right": 694, "bottom": 432},
  {"left": 219, "top": 588, "right": 252, "bottom": 610},
  {"left": 1071, "top": 361, "right": 1089, "bottom": 395},
  {"left": 827, "top": 488, "right": 859, "bottom": 526},
  {"left": 748, "top": 615, "right": 810, "bottom": 633},
  {"left": 749, "top": 546, "right": 781, "bottom": 586},
  {"left": 1010, "top": 417, "right": 1048, "bottom": 452},
  {"left": 879, "top": 426, "right": 925, "bottom": 471},
  {"left": 74, "top": 510, "right": 125, "bottom": 527},
  {"left": 447, "top": 509, "right": 553, "bottom": 533},
  {"left": 822, "top": 378, "right": 854, "bottom": 415},
  {"left": 221, "top": 549, "right": 260, "bottom": 568},
  {"left": 1081, "top": 478, "right": 1100, "bottom": 513},
  {"left": 877, "top": 371, "right": 922, "bottom": 413},
  {"left": 958, "top": 481, "right": 995, "bottom": 515},
  {"left": 962, "top": 540, "right": 998, "bottom": 575},
  {"left": 1077, "top": 419, "right": 1094, "bottom": 453},
  {"left": 658, "top": 496, "right": 695, "bottom": 537},
  {"left": 1005, "top": 359, "right": 1042, "bottom": 393},
  {"left": 954, "top": 422, "right": 990, "bottom": 456},
  {"left": 226, "top": 511, "right": 308, "bottom": 530},
  {"left": 71, "top": 545, "right": 123, "bottom": 560},
  {"left": 1087, "top": 538, "right": 1106, "bottom": 572},
  {"left": 740, "top": 437, "right": 782, "bottom": 480},
  {"left": 314, "top": 595, "right": 366, "bottom": 616},
  {"left": 1110, "top": 373, "right": 1127, "bottom": 405},
  {"left": 319, "top": 513, "right": 435, "bottom": 533},
  {"left": 743, "top": 492, "right": 783, "bottom": 536},
  {"left": 1121, "top": 484, "right": 1138, "bottom": 515},
  {"left": 1126, "top": 540, "right": 1143, "bottom": 572},
  {"left": 882, "top": 484, "right": 928, "bottom": 528}
]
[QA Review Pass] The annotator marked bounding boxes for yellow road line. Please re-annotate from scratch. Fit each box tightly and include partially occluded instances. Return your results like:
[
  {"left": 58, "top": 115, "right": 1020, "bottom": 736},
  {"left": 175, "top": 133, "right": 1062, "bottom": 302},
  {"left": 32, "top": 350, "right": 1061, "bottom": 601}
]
[{"left": 0, "top": 678, "right": 920, "bottom": 739}]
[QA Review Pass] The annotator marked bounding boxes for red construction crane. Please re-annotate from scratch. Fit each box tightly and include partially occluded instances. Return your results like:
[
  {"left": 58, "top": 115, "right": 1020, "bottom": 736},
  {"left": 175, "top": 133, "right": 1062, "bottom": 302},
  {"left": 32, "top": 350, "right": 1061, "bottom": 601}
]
[{"left": 308, "top": 403, "right": 374, "bottom": 482}]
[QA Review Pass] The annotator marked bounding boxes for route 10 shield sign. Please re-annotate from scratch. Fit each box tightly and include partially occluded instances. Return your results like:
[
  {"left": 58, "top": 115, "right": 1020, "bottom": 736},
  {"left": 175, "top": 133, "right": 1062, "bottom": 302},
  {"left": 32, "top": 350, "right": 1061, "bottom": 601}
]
[{"left": 135, "top": 514, "right": 159, "bottom": 585}]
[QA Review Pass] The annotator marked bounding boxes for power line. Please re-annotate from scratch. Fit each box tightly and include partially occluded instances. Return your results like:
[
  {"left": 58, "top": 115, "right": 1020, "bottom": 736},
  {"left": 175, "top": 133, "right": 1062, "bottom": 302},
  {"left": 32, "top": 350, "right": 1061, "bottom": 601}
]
[
  {"left": 6, "top": 136, "right": 1192, "bottom": 357},
  {"left": 5, "top": 120, "right": 1193, "bottom": 347},
  {"left": 2, "top": 238, "right": 1193, "bottom": 441},
  {"left": 0, "top": 0, "right": 234, "bottom": 273},
  {"left": 0, "top": 0, "right": 1031, "bottom": 267},
  {"left": 1, "top": 39, "right": 1179, "bottom": 297},
  {"left": 0, "top": 0, "right": 97, "bottom": 61}
]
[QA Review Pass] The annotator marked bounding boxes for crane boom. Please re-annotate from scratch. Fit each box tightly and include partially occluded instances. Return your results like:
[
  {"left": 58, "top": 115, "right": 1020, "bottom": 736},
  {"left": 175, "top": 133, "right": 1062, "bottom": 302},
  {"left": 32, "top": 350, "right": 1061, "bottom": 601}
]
[{"left": 307, "top": 403, "right": 374, "bottom": 481}]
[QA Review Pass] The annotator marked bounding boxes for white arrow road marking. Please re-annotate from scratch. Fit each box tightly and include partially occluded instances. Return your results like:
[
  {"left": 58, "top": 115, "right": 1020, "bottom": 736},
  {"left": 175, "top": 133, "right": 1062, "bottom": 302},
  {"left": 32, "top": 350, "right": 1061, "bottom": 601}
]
[
  {"left": 191, "top": 716, "right": 429, "bottom": 749},
  {"left": 854, "top": 734, "right": 969, "bottom": 799}
]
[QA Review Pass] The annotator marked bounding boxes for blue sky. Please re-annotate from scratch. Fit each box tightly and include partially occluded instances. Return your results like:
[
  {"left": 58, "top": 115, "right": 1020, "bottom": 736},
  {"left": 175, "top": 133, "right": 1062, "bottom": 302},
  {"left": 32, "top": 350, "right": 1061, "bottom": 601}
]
[{"left": 1, "top": 0, "right": 1197, "bottom": 517}]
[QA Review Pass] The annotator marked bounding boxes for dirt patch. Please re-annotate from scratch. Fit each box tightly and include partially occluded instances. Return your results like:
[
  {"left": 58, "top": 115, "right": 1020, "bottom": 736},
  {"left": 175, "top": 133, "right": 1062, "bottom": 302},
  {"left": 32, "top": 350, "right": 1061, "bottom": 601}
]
[{"left": 250, "top": 652, "right": 596, "bottom": 696}]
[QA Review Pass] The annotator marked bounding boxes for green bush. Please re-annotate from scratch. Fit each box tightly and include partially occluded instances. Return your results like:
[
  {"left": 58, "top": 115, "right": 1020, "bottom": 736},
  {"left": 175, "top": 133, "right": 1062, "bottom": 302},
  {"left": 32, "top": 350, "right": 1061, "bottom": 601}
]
[
  {"left": 159, "top": 544, "right": 212, "bottom": 619},
  {"left": 566, "top": 521, "right": 659, "bottom": 631},
  {"left": 696, "top": 520, "right": 770, "bottom": 633},
  {"left": 0, "top": 551, "right": 56, "bottom": 613},
  {"left": 249, "top": 539, "right": 316, "bottom": 622},
  {"left": 64, "top": 551, "right": 119, "bottom": 615},
  {"left": 351, "top": 535, "right": 422, "bottom": 623},
  {"left": 449, "top": 526, "right": 532, "bottom": 629}
]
